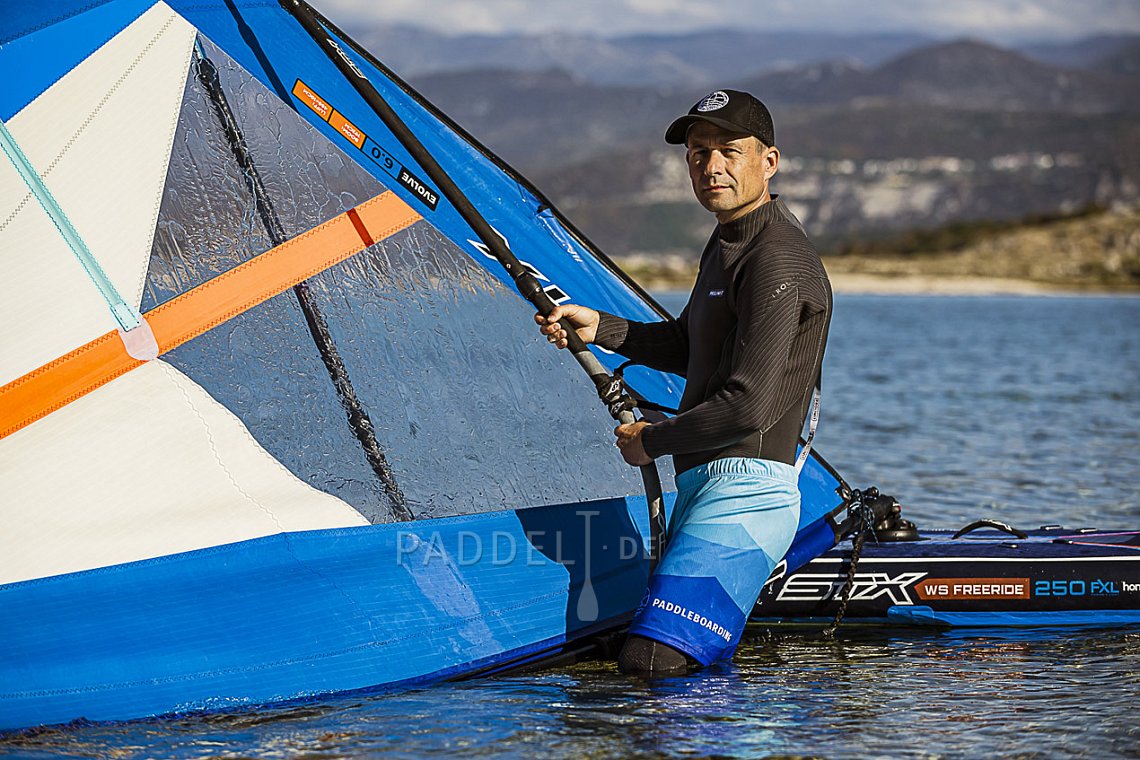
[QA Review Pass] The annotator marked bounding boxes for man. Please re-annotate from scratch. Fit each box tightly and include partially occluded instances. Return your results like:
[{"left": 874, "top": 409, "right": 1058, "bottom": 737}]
[{"left": 538, "top": 90, "right": 832, "bottom": 674}]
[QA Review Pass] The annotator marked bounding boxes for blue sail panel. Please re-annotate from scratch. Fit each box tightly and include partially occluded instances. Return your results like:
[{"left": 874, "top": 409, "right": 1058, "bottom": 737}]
[
  {"left": 0, "top": 0, "right": 161, "bottom": 120},
  {"left": 0, "top": 496, "right": 665, "bottom": 731}
]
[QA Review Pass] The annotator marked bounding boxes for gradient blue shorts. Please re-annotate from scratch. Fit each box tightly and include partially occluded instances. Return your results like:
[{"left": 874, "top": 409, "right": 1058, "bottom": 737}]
[{"left": 628, "top": 457, "right": 800, "bottom": 665}]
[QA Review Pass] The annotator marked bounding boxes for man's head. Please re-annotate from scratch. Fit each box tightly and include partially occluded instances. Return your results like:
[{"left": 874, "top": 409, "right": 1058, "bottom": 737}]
[{"left": 666, "top": 90, "right": 780, "bottom": 223}]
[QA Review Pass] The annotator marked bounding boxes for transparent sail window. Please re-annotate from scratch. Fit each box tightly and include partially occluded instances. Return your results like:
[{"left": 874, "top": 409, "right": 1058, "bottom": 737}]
[{"left": 143, "top": 35, "right": 658, "bottom": 523}]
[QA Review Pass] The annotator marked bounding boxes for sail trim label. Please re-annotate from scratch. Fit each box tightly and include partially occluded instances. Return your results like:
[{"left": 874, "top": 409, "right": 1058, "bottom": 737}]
[{"left": 292, "top": 80, "right": 439, "bottom": 210}]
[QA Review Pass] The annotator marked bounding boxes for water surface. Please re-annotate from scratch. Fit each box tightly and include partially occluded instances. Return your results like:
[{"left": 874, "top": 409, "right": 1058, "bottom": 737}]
[{"left": 4, "top": 295, "right": 1138, "bottom": 758}]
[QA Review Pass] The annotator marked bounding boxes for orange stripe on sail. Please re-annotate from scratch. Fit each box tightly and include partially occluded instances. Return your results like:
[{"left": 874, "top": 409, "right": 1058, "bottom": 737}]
[{"left": 0, "top": 191, "right": 421, "bottom": 439}]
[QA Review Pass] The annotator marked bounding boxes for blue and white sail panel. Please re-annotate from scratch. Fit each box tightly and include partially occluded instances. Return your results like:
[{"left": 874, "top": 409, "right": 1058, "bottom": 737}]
[
  {"left": 0, "top": 0, "right": 169, "bottom": 121},
  {"left": 0, "top": 3, "right": 192, "bottom": 385},
  {"left": 0, "top": 362, "right": 370, "bottom": 586},
  {"left": 0, "top": 2, "right": 368, "bottom": 588},
  {"left": 0, "top": 0, "right": 659, "bottom": 585}
]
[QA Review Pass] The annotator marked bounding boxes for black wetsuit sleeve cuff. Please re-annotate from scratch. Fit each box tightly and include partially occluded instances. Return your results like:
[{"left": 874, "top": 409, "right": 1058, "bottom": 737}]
[
  {"left": 641, "top": 424, "right": 668, "bottom": 461},
  {"left": 594, "top": 311, "right": 630, "bottom": 352}
]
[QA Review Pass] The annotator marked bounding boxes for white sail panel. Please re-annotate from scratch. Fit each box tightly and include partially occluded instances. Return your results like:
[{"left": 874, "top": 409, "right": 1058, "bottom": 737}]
[
  {"left": 0, "top": 3, "right": 195, "bottom": 386},
  {"left": 0, "top": 360, "right": 369, "bottom": 586},
  {"left": 0, "top": 159, "right": 111, "bottom": 386}
]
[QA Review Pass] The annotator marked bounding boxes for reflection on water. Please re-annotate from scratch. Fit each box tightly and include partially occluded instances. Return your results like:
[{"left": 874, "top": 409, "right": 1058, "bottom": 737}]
[{"left": 3, "top": 295, "right": 1138, "bottom": 757}]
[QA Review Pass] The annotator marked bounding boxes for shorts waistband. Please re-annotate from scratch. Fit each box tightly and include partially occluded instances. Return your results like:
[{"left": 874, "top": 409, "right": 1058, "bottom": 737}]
[{"left": 675, "top": 457, "right": 798, "bottom": 492}]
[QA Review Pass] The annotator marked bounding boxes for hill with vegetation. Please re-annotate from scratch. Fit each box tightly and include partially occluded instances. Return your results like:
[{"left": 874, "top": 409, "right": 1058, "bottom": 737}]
[{"left": 616, "top": 206, "right": 1140, "bottom": 293}]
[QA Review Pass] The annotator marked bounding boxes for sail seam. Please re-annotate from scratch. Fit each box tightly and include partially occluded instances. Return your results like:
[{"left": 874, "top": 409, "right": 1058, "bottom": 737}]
[
  {"left": 157, "top": 360, "right": 287, "bottom": 533},
  {"left": 41, "top": 15, "right": 177, "bottom": 180},
  {"left": 0, "top": 13, "right": 177, "bottom": 228},
  {"left": 0, "top": 12, "right": 179, "bottom": 335},
  {"left": 133, "top": 16, "right": 198, "bottom": 312}
]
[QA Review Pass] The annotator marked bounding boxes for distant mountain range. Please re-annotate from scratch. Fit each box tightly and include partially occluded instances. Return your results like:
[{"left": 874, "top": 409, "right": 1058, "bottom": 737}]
[
  {"left": 344, "top": 24, "right": 1140, "bottom": 256},
  {"left": 349, "top": 25, "right": 936, "bottom": 87},
  {"left": 739, "top": 40, "right": 1140, "bottom": 112},
  {"left": 348, "top": 24, "right": 1140, "bottom": 88}
]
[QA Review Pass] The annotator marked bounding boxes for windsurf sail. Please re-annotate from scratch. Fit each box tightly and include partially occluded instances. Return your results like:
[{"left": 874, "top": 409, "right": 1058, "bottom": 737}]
[
  {"left": 0, "top": 0, "right": 849, "bottom": 729},
  {"left": 1, "top": 0, "right": 846, "bottom": 578}
]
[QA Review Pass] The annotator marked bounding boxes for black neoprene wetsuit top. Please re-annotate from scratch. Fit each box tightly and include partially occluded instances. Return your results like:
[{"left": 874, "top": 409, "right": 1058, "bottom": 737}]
[{"left": 595, "top": 197, "right": 832, "bottom": 476}]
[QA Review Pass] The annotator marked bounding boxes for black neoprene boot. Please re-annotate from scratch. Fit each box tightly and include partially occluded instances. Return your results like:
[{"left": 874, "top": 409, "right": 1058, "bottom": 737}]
[{"left": 617, "top": 634, "right": 698, "bottom": 676}]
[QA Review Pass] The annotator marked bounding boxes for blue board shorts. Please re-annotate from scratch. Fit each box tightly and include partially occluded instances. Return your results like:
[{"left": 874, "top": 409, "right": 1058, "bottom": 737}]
[{"left": 628, "top": 457, "right": 800, "bottom": 665}]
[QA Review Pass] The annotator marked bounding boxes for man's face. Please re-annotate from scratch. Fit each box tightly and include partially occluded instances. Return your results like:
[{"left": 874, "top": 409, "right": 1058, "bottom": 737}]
[{"left": 685, "top": 121, "right": 779, "bottom": 223}]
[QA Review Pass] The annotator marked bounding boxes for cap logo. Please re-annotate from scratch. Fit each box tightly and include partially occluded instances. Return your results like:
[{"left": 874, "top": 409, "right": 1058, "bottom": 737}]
[{"left": 696, "top": 91, "right": 730, "bottom": 112}]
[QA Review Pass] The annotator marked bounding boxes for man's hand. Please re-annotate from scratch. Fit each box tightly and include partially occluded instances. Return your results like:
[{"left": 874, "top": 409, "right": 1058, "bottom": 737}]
[
  {"left": 614, "top": 421, "right": 653, "bottom": 466},
  {"left": 535, "top": 304, "right": 600, "bottom": 349}
]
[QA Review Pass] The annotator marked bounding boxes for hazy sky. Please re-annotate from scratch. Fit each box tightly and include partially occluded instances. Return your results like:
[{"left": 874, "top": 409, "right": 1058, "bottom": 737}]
[{"left": 315, "top": 0, "right": 1140, "bottom": 42}]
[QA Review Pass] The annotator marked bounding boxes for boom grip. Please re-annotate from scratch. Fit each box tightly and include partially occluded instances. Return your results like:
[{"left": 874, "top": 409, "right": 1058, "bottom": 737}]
[{"left": 517, "top": 270, "right": 592, "bottom": 356}]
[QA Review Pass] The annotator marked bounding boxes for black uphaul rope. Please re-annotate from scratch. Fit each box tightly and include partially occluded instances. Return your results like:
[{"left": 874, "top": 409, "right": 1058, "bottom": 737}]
[
  {"left": 194, "top": 41, "right": 412, "bottom": 522},
  {"left": 820, "top": 488, "right": 875, "bottom": 639},
  {"left": 279, "top": 0, "right": 666, "bottom": 567}
]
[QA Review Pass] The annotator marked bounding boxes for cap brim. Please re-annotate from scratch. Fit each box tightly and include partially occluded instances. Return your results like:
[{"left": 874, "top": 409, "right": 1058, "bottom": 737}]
[{"left": 664, "top": 114, "right": 760, "bottom": 145}]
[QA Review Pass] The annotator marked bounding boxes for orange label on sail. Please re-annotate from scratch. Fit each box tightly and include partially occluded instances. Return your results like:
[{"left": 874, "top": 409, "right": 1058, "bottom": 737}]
[
  {"left": 329, "top": 110, "right": 366, "bottom": 149},
  {"left": 293, "top": 79, "right": 332, "bottom": 121}
]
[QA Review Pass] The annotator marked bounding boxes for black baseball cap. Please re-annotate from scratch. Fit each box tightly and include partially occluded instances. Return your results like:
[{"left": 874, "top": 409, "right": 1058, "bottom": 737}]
[{"left": 665, "top": 89, "right": 775, "bottom": 147}]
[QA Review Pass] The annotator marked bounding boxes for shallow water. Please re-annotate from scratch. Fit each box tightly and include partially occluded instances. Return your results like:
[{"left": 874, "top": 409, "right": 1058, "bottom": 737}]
[
  {"left": 3, "top": 294, "right": 1138, "bottom": 758},
  {"left": 6, "top": 629, "right": 1139, "bottom": 758}
]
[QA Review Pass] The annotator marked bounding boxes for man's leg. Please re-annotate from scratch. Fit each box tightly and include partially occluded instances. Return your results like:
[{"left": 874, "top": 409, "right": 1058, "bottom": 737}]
[{"left": 618, "top": 458, "right": 800, "bottom": 674}]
